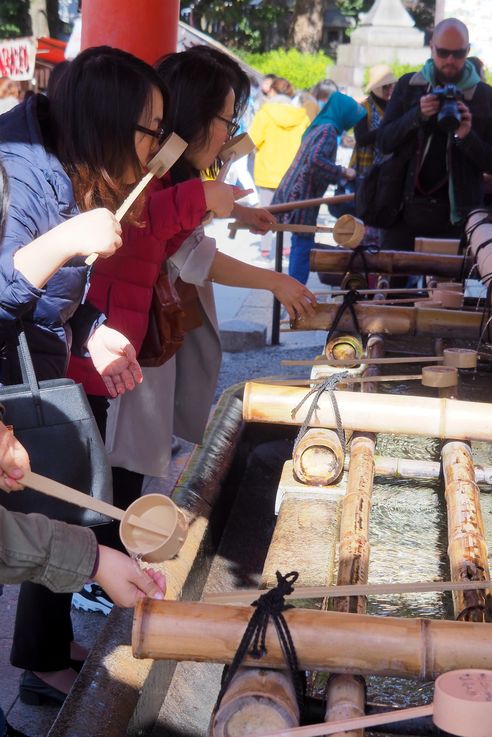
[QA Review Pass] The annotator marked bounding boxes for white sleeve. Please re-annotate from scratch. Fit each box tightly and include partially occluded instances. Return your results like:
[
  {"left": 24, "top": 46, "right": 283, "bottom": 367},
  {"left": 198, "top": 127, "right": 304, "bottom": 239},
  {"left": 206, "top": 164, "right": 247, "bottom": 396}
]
[{"left": 168, "top": 226, "right": 217, "bottom": 286}]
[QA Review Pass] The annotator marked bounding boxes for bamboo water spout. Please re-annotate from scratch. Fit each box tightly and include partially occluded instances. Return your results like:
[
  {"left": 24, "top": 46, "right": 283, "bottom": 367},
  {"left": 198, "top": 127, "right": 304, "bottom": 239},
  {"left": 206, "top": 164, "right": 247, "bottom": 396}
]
[
  {"left": 441, "top": 442, "right": 492, "bottom": 621},
  {"left": 466, "top": 210, "right": 492, "bottom": 302},
  {"left": 310, "top": 248, "right": 466, "bottom": 278},
  {"left": 132, "top": 599, "right": 492, "bottom": 677},
  {"left": 323, "top": 337, "right": 382, "bottom": 734},
  {"left": 289, "top": 302, "right": 481, "bottom": 339},
  {"left": 243, "top": 382, "right": 492, "bottom": 442}
]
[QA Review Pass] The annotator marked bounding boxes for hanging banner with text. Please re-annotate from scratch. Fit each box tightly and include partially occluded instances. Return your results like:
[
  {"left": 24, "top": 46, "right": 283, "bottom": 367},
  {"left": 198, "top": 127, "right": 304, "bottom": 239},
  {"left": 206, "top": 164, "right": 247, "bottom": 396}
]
[{"left": 0, "top": 37, "right": 37, "bottom": 81}]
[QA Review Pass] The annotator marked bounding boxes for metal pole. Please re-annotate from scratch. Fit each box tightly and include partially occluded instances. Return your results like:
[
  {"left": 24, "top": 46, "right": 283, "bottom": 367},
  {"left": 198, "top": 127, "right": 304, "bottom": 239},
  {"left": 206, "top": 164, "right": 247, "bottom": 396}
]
[{"left": 271, "top": 230, "right": 284, "bottom": 345}]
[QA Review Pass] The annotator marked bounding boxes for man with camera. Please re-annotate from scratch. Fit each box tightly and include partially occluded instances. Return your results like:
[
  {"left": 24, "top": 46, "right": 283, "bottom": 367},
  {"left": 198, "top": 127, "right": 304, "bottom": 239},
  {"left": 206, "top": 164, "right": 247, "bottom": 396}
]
[{"left": 376, "top": 17, "right": 492, "bottom": 250}]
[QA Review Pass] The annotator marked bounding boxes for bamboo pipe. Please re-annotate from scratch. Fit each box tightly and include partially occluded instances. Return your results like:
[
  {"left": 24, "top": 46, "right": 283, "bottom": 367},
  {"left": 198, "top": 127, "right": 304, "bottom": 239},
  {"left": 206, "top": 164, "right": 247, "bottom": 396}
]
[
  {"left": 325, "top": 435, "right": 372, "bottom": 729},
  {"left": 242, "top": 382, "right": 492, "bottom": 442},
  {"left": 310, "top": 249, "right": 466, "bottom": 278},
  {"left": 203, "top": 579, "right": 492, "bottom": 606},
  {"left": 441, "top": 442, "right": 492, "bottom": 621},
  {"left": 292, "top": 429, "right": 344, "bottom": 485},
  {"left": 466, "top": 210, "right": 492, "bottom": 302},
  {"left": 289, "top": 302, "right": 482, "bottom": 339},
  {"left": 323, "top": 338, "right": 382, "bottom": 733},
  {"left": 267, "top": 193, "right": 354, "bottom": 215},
  {"left": 324, "top": 675, "right": 365, "bottom": 737},
  {"left": 132, "top": 599, "right": 492, "bottom": 677},
  {"left": 325, "top": 333, "right": 364, "bottom": 363},
  {"left": 211, "top": 668, "right": 300, "bottom": 737}
]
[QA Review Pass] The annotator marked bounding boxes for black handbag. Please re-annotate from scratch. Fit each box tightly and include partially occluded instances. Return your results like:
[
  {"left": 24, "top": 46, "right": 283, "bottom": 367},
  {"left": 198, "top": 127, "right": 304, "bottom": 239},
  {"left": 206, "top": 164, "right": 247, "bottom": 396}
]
[
  {"left": 0, "top": 326, "right": 113, "bottom": 526},
  {"left": 355, "top": 140, "right": 414, "bottom": 228},
  {"left": 402, "top": 196, "right": 452, "bottom": 234}
]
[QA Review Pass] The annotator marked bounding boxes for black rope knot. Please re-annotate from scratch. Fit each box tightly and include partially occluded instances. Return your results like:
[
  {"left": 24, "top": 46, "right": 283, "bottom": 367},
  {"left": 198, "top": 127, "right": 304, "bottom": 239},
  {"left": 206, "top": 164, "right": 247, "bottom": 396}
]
[
  {"left": 346, "top": 243, "right": 380, "bottom": 287},
  {"left": 249, "top": 570, "right": 299, "bottom": 658},
  {"left": 213, "top": 570, "right": 305, "bottom": 717},
  {"left": 291, "top": 372, "right": 349, "bottom": 457},
  {"left": 326, "top": 289, "right": 362, "bottom": 344}
]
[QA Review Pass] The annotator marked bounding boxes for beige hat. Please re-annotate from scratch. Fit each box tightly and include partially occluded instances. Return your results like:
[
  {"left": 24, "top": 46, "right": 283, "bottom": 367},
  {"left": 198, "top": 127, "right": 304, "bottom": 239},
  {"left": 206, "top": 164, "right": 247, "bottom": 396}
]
[{"left": 365, "top": 64, "right": 397, "bottom": 94}]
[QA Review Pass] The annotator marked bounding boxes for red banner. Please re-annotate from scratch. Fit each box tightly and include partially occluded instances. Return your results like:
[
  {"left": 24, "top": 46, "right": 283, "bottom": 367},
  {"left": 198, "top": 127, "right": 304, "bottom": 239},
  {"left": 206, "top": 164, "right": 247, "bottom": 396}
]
[{"left": 0, "top": 37, "right": 37, "bottom": 81}]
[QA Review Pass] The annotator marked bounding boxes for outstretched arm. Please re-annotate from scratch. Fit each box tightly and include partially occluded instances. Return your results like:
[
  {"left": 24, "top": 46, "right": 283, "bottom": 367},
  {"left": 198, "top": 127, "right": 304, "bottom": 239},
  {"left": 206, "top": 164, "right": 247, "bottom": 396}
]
[{"left": 208, "top": 251, "right": 317, "bottom": 320}]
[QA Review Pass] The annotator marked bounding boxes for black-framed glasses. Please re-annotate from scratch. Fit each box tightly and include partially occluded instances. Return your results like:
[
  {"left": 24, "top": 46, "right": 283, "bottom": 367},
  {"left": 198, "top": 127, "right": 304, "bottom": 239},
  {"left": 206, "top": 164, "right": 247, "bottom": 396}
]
[
  {"left": 215, "top": 114, "right": 239, "bottom": 138},
  {"left": 136, "top": 123, "right": 166, "bottom": 145},
  {"left": 435, "top": 46, "right": 469, "bottom": 60}
]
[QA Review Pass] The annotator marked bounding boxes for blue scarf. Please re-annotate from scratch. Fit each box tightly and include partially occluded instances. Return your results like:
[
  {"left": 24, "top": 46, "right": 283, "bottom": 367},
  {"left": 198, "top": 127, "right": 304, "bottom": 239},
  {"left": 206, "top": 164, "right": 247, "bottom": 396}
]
[
  {"left": 420, "top": 59, "right": 480, "bottom": 90},
  {"left": 303, "top": 90, "right": 366, "bottom": 138}
]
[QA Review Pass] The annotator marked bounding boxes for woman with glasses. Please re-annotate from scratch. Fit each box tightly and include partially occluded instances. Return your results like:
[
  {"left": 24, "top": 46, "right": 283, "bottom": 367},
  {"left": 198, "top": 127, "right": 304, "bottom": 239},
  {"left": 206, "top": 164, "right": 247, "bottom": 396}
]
[
  {"left": 0, "top": 45, "right": 168, "bottom": 707},
  {"left": 68, "top": 45, "right": 316, "bottom": 527}
]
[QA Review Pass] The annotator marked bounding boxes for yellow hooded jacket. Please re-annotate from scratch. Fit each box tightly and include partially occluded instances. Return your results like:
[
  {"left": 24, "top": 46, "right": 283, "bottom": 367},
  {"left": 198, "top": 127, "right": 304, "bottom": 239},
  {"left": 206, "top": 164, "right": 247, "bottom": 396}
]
[{"left": 249, "top": 100, "right": 310, "bottom": 189}]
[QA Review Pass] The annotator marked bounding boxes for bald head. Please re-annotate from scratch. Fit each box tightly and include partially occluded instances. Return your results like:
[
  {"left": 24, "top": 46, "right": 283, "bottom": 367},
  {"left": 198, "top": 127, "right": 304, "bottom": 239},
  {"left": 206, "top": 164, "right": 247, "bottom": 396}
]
[
  {"left": 433, "top": 18, "right": 469, "bottom": 46},
  {"left": 431, "top": 18, "right": 470, "bottom": 83}
]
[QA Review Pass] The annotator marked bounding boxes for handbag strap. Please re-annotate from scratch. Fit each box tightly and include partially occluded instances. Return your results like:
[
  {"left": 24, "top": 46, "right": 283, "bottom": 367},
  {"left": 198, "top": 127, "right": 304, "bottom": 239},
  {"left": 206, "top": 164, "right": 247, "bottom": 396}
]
[{"left": 16, "top": 321, "right": 44, "bottom": 425}]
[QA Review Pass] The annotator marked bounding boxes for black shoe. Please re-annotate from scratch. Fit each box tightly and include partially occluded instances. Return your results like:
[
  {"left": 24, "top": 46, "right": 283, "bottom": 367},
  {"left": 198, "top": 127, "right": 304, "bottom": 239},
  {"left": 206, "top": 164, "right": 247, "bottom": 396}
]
[
  {"left": 19, "top": 671, "right": 67, "bottom": 706},
  {"left": 5, "top": 722, "right": 30, "bottom": 737},
  {"left": 72, "top": 583, "right": 113, "bottom": 615}
]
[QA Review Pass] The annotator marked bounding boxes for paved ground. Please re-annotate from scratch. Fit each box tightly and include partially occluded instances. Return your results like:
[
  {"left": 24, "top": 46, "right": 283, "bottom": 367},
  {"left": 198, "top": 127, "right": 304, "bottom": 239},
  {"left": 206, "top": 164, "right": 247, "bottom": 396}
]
[{"left": 0, "top": 185, "right": 341, "bottom": 736}]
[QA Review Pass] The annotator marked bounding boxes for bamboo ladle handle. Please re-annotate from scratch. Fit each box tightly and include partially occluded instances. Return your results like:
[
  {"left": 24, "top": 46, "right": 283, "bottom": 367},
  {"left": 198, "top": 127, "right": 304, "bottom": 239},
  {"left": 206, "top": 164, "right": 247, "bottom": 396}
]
[
  {"left": 22, "top": 471, "right": 171, "bottom": 538},
  {"left": 256, "top": 704, "right": 434, "bottom": 737},
  {"left": 85, "top": 133, "right": 187, "bottom": 265},
  {"left": 203, "top": 578, "right": 492, "bottom": 604}
]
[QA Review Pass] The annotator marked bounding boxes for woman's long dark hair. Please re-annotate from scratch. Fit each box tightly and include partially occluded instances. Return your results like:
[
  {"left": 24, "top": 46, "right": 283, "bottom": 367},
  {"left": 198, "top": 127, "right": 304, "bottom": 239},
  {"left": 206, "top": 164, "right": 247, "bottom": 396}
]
[
  {"left": 48, "top": 46, "right": 164, "bottom": 213},
  {"left": 155, "top": 45, "right": 250, "bottom": 182}
]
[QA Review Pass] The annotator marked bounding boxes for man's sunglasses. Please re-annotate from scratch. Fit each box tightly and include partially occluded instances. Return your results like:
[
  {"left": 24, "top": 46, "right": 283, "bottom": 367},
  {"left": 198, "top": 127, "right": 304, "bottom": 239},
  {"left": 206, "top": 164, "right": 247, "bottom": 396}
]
[
  {"left": 136, "top": 124, "right": 167, "bottom": 145},
  {"left": 434, "top": 46, "right": 469, "bottom": 60}
]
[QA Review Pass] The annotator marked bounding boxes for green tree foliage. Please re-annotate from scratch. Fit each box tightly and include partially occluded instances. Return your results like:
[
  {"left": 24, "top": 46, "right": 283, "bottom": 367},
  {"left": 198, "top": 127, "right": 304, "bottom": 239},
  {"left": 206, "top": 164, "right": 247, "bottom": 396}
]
[
  {"left": 0, "top": 0, "right": 31, "bottom": 38},
  {"left": 183, "top": 0, "right": 288, "bottom": 53},
  {"left": 239, "top": 47, "right": 333, "bottom": 89}
]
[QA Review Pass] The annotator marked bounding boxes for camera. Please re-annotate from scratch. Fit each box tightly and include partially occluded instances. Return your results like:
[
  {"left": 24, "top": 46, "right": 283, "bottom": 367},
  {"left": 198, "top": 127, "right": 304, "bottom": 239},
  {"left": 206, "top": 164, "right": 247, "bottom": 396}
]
[{"left": 431, "top": 84, "right": 463, "bottom": 133}]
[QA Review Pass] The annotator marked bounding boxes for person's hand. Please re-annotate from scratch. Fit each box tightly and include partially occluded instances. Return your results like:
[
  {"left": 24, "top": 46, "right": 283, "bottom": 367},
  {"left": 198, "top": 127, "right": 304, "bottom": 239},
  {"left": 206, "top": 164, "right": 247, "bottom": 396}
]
[
  {"left": 455, "top": 100, "right": 472, "bottom": 140},
  {"left": 202, "top": 181, "right": 253, "bottom": 218},
  {"left": 232, "top": 203, "right": 277, "bottom": 234},
  {"left": 0, "top": 421, "right": 29, "bottom": 492},
  {"left": 420, "top": 93, "right": 440, "bottom": 120},
  {"left": 56, "top": 209, "right": 123, "bottom": 260},
  {"left": 270, "top": 273, "right": 317, "bottom": 320},
  {"left": 342, "top": 167, "right": 356, "bottom": 181},
  {"left": 94, "top": 546, "right": 166, "bottom": 607},
  {"left": 87, "top": 324, "right": 143, "bottom": 398}
]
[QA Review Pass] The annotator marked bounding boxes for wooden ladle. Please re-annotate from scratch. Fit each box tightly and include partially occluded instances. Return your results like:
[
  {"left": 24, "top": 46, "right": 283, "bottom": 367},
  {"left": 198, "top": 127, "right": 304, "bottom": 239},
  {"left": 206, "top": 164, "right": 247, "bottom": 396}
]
[
  {"left": 85, "top": 132, "right": 188, "bottom": 265},
  {"left": 23, "top": 470, "right": 188, "bottom": 562},
  {"left": 253, "top": 669, "right": 492, "bottom": 737}
]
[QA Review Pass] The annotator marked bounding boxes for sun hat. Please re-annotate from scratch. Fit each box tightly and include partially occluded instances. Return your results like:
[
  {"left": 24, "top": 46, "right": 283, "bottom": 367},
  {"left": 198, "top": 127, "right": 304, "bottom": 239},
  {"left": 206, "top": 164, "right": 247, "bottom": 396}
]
[{"left": 366, "top": 64, "right": 397, "bottom": 94}]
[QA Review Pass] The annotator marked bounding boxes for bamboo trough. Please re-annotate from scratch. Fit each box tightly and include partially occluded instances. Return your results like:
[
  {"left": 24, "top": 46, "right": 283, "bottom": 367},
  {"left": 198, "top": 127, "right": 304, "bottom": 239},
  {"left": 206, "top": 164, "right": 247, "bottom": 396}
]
[
  {"left": 288, "top": 302, "right": 482, "bottom": 339},
  {"left": 132, "top": 599, "right": 492, "bottom": 678},
  {"left": 242, "top": 383, "right": 492, "bottom": 442},
  {"left": 310, "top": 248, "right": 467, "bottom": 278}
]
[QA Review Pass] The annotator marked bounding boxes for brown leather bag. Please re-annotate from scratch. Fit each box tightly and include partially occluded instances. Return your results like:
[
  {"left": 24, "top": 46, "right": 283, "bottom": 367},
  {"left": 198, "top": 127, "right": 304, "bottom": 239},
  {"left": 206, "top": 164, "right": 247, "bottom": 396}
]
[{"left": 138, "top": 267, "right": 203, "bottom": 368}]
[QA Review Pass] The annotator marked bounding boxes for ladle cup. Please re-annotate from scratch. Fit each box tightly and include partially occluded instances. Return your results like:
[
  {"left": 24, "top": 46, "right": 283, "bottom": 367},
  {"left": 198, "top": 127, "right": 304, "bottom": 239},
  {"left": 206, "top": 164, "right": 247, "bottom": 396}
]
[{"left": 23, "top": 471, "right": 188, "bottom": 563}]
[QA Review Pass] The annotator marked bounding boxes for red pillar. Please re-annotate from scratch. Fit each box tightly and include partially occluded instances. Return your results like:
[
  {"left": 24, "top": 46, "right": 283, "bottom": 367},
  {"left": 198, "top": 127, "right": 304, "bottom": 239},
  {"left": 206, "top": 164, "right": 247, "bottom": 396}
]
[{"left": 81, "top": 0, "right": 180, "bottom": 64}]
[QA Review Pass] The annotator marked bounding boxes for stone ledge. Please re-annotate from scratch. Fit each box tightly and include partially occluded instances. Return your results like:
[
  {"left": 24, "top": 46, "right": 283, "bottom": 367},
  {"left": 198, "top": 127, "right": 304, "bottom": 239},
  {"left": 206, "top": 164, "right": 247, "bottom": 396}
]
[{"left": 219, "top": 319, "right": 267, "bottom": 352}]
